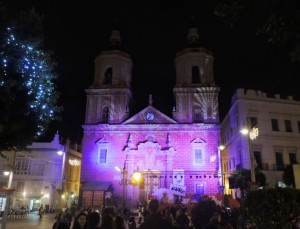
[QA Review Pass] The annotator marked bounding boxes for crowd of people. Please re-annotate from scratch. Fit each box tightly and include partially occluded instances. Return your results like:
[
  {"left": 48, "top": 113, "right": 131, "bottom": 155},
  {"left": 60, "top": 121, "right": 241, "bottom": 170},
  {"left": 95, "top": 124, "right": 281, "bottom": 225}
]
[{"left": 51, "top": 199, "right": 238, "bottom": 229}]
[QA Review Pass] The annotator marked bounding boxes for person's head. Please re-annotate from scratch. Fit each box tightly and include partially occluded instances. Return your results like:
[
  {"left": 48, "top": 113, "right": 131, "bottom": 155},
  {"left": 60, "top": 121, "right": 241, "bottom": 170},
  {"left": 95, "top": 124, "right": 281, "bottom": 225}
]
[
  {"left": 74, "top": 212, "right": 87, "bottom": 228},
  {"left": 88, "top": 212, "right": 101, "bottom": 227},
  {"left": 61, "top": 213, "right": 73, "bottom": 226},
  {"left": 210, "top": 212, "right": 221, "bottom": 223},
  {"left": 129, "top": 216, "right": 135, "bottom": 223},
  {"left": 148, "top": 199, "right": 159, "bottom": 213},
  {"left": 115, "top": 215, "right": 125, "bottom": 228},
  {"left": 101, "top": 214, "right": 115, "bottom": 228}
]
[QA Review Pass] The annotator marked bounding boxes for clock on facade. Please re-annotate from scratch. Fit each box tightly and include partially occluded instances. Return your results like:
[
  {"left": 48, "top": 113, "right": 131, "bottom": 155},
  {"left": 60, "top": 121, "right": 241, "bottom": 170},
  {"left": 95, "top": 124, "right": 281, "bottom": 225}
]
[{"left": 146, "top": 112, "right": 155, "bottom": 121}]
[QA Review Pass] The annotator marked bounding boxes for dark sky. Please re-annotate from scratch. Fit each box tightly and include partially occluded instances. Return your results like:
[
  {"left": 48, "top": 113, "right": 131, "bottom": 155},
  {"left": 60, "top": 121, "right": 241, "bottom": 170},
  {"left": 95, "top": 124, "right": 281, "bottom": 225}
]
[{"left": 7, "top": 1, "right": 300, "bottom": 143}]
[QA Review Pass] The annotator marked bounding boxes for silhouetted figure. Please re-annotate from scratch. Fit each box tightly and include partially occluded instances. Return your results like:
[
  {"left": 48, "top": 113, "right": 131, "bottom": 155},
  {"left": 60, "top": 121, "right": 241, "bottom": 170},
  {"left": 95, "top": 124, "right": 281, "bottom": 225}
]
[
  {"left": 128, "top": 216, "right": 137, "bottom": 229},
  {"left": 99, "top": 214, "right": 115, "bottom": 229},
  {"left": 139, "top": 199, "right": 172, "bottom": 229},
  {"left": 115, "top": 215, "right": 126, "bottom": 229},
  {"left": 203, "top": 212, "right": 222, "bottom": 229},
  {"left": 87, "top": 212, "right": 101, "bottom": 229},
  {"left": 54, "top": 213, "right": 73, "bottom": 229}
]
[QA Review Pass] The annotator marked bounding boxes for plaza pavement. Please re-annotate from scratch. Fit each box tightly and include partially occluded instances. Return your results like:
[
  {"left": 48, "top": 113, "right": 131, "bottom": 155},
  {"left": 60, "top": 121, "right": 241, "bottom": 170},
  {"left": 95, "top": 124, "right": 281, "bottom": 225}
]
[{"left": 0, "top": 212, "right": 56, "bottom": 229}]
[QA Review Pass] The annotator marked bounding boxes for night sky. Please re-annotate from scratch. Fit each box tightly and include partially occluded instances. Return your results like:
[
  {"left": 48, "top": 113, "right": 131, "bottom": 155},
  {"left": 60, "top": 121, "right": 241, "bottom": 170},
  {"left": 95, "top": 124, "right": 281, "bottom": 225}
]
[{"left": 7, "top": 1, "right": 300, "bottom": 143}]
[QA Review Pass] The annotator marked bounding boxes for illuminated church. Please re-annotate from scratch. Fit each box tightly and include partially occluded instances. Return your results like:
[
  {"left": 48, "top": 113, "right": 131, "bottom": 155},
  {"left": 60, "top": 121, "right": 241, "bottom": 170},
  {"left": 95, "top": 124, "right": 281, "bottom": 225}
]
[{"left": 80, "top": 27, "right": 221, "bottom": 208}]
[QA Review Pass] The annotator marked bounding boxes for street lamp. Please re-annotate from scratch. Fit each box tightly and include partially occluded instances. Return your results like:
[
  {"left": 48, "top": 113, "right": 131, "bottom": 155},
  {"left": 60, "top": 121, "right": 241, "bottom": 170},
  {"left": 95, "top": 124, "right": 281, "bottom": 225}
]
[
  {"left": 240, "top": 122, "right": 259, "bottom": 183},
  {"left": 218, "top": 145, "right": 225, "bottom": 193},
  {"left": 57, "top": 149, "right": 66, "bottom": 209},
  {"left": 133, "top": 171, "right": 142, "bottom": 205},
  {"left": 1, "top": 151, "right": 17, "bottom": 229}
]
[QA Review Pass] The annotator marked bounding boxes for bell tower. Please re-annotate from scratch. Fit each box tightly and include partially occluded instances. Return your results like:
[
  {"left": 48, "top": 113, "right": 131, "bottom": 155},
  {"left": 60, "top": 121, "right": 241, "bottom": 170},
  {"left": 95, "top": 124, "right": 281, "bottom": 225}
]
[
  {"left": 173, "top": 27, "right": 220, "bottom": 124},
  {"left": 85, "top": 29, "right": 132, "bottom": 124}
]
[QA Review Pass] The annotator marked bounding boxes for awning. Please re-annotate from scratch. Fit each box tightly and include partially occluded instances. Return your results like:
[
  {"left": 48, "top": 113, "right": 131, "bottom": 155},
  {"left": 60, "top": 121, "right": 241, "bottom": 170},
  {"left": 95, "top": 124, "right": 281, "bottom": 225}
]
[{"left": 81, "top": 181, "right": 112, "bottom": 191}]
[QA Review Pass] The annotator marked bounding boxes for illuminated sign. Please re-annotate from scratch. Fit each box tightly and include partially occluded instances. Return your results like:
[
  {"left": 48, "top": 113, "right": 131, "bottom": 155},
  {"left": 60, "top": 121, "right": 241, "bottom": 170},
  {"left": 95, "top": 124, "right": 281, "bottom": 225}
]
[
  {"left": 69, "top": 159, "right": 80, "bottom": 166},
  {"left": 249, "top": 127, "right": 259, "bottom": 140},
  {"left": 170, "top": 184, "right": 186, "bottom": 196}
]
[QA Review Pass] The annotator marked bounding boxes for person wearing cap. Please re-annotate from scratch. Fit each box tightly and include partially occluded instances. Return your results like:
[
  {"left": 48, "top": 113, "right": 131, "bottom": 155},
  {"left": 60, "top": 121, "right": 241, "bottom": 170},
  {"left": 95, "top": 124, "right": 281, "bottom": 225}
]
[{"left": 139, "top": 199, "right": 173, "bottom": 229}]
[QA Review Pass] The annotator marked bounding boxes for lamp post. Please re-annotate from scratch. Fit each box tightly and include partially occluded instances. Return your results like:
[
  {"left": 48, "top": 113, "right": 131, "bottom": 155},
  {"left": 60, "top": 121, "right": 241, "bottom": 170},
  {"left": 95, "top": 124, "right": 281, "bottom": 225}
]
[
  {"left": 57, "top": 149, "right": 66, "bottom": 208},
  {"left": 240, "top": 122, "right": 259, "bottom": 183},
  {"left": 133, "top": 171, "right": 141, "bottom": 205},
  {"left": 218, "top": 145, "right": 225, "bottom": 194},
  {"left": 1, "top": 150, "right": 17, "bottom": 229}
]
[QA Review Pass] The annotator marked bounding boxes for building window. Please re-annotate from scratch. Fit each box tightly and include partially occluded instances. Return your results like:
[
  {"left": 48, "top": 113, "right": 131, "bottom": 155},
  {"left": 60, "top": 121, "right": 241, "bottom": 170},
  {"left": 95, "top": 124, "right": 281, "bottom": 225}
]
[
  {"left": 284, "top": 120, "right": 292, "bottom": 132},
  {"left": 194, "top": 107, "right": 203, "bottom": 123},
  {"left": 192, "top": 66, "right": 200, "bottom": 83},
  {"left": 275, "top": 152, "right": 284, "bottom": 170},
  {"left": 15, "top": 157, "right": 30, "bottom": 175},
  {"left": 254, "top": 151, "right": 262, "bottom": 169},
  {"left": 195, "top": 149, "right": 202, "bottom": 164},
  {"left": 103, "top": 67, "right": 112, "bottom": 85},
  {"left": 271, "top": 118, "right": 279, "bottom": 131},
  {"left": 195, "top": 184, "right": 204, "bottom": 195},
  {"left": 289, "top": 153, "right": 297, "bottom": 164},
  {"left": 249, "top": 117, "right": 258, "bottom": 128},
  {"left": 102, "top": 107, "right": 109, "bottom": 123},
  {"left": 99, "top": 149, "right": 107, "bottom": 163}
]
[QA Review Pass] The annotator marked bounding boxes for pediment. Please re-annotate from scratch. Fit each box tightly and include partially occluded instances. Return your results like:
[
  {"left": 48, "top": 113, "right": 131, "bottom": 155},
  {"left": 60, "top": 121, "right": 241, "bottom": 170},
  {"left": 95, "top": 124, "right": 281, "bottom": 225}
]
[
  {"left": 95, "top": 137, "right": 108, "bottom": 144},
  {"left": 123, "top": 106, "right": 177, "bottom": 124},
  {"left": 190, "top": 138, "right": 206, "bottom": 144}
]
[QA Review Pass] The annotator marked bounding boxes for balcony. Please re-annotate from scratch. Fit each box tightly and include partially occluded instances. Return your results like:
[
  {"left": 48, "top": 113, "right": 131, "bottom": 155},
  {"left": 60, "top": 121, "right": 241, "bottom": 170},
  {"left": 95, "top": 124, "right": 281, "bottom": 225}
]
[{"left": 261, "top": 163, "right": 288, "bottom": 171}]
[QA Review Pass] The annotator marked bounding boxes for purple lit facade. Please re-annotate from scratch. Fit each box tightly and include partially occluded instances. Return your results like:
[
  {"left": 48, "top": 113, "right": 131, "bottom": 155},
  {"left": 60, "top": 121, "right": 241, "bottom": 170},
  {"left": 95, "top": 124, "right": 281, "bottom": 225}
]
[{"left": 80, "top": 28, "right": 221, "bottom": 208}]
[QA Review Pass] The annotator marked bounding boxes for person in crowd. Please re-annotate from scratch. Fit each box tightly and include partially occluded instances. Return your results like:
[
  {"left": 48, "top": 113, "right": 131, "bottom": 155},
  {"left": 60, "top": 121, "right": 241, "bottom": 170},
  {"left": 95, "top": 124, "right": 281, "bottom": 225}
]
[
  {"left": 138, "top": 206, "right": 143, "bottom": 224},
  {"left": 128, "top": 216, "right": 137, "bottom": 229},
  {"left": 203, "top": 212, "right": 222, "bottom": 229},
  {"left": 164, "top": 208, "right": 175, "bottom": 225},
  {"left": 99, "top": 214, "right": 115, "bottom": 229},
  {"left": 87, "top": 211, "right": 101, "bottom": 229},
  {"left": 38, "top": 204, "right": 44, "bottom": 219},
  {"left": 175, "top": 209, "right": 189, "bottom": 229},
  {"left": 222, "top": 222, "right": 234, "bottom": 229},
  {"left": 139, "top": 199, "right": 173, "bottom": 229},
  {"left": 115, "top": 215, "right": 126, "bottom": 229},
  {"left": 72, "top": 212, "right": 88, "bottom": 229},
  {"left": 54, "top": 213, "right": 73, "bottom": 229}
]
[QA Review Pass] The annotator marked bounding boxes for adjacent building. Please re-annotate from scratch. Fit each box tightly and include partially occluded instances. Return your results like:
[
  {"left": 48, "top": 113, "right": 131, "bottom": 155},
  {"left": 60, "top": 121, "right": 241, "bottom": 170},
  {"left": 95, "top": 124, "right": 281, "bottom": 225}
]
[
  {"left": 0, "top": 133, "right": 81, "bottom": 212},
  {"left": 221, "top": 89, "right": 300, "bottom": 198}
]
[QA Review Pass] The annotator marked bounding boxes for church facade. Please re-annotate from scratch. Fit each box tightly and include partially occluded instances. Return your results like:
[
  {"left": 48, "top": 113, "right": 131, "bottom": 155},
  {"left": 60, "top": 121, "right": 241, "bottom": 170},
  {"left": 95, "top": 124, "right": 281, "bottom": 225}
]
[{"left": 80, "top": 27, "right": 222, "bottom": 208}]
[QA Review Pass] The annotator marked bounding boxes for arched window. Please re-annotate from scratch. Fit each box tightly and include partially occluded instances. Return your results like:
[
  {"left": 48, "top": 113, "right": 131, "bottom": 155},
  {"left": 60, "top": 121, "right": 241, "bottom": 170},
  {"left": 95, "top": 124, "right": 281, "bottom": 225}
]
[
  {"left": 103, "top": 67, "right": 112, "bottom": 85},
  {"left": 194, "top": 106, "right": 203, "bottom": 123},
  {"left": 192, "top": 66, "right": 200, "bottom": 84},
  {"left": 102, "top": 107, "right": 109, "bottom": 123}
]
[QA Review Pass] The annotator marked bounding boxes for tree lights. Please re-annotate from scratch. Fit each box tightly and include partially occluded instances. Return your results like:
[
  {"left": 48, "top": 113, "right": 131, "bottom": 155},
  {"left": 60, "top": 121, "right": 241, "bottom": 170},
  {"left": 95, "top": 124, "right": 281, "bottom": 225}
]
[{"left": 0, "top": 27, "right": 60, "bottom": 149}]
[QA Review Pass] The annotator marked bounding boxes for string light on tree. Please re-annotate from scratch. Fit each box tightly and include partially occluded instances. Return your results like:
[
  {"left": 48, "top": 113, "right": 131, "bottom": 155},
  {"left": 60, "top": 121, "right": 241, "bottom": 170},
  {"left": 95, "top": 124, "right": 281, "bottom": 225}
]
[{"left": 0, "top": 27, "right": 60, "bottom": 138}]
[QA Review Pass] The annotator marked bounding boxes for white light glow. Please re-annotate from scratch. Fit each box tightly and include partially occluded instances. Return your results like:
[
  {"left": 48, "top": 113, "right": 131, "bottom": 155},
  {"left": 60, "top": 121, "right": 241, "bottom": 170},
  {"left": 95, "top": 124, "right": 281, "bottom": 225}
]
[
  {"left": 115, "top": 166, "right": 121, "bottom": 172},
  {"left": 240, "top": 128, "right": 249, "bottom": 135},
  {"left": 218, "top": 145, "right": 225, "bottom": 150},
  {"left": 57, "top": 150, "right": 64, "bottom": 155},
  {"left": 133, "top": 172, "right": 141, "bottom": 181},
  {"left": 69, "top": 159, "right": 80, "bottom": 166}
]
